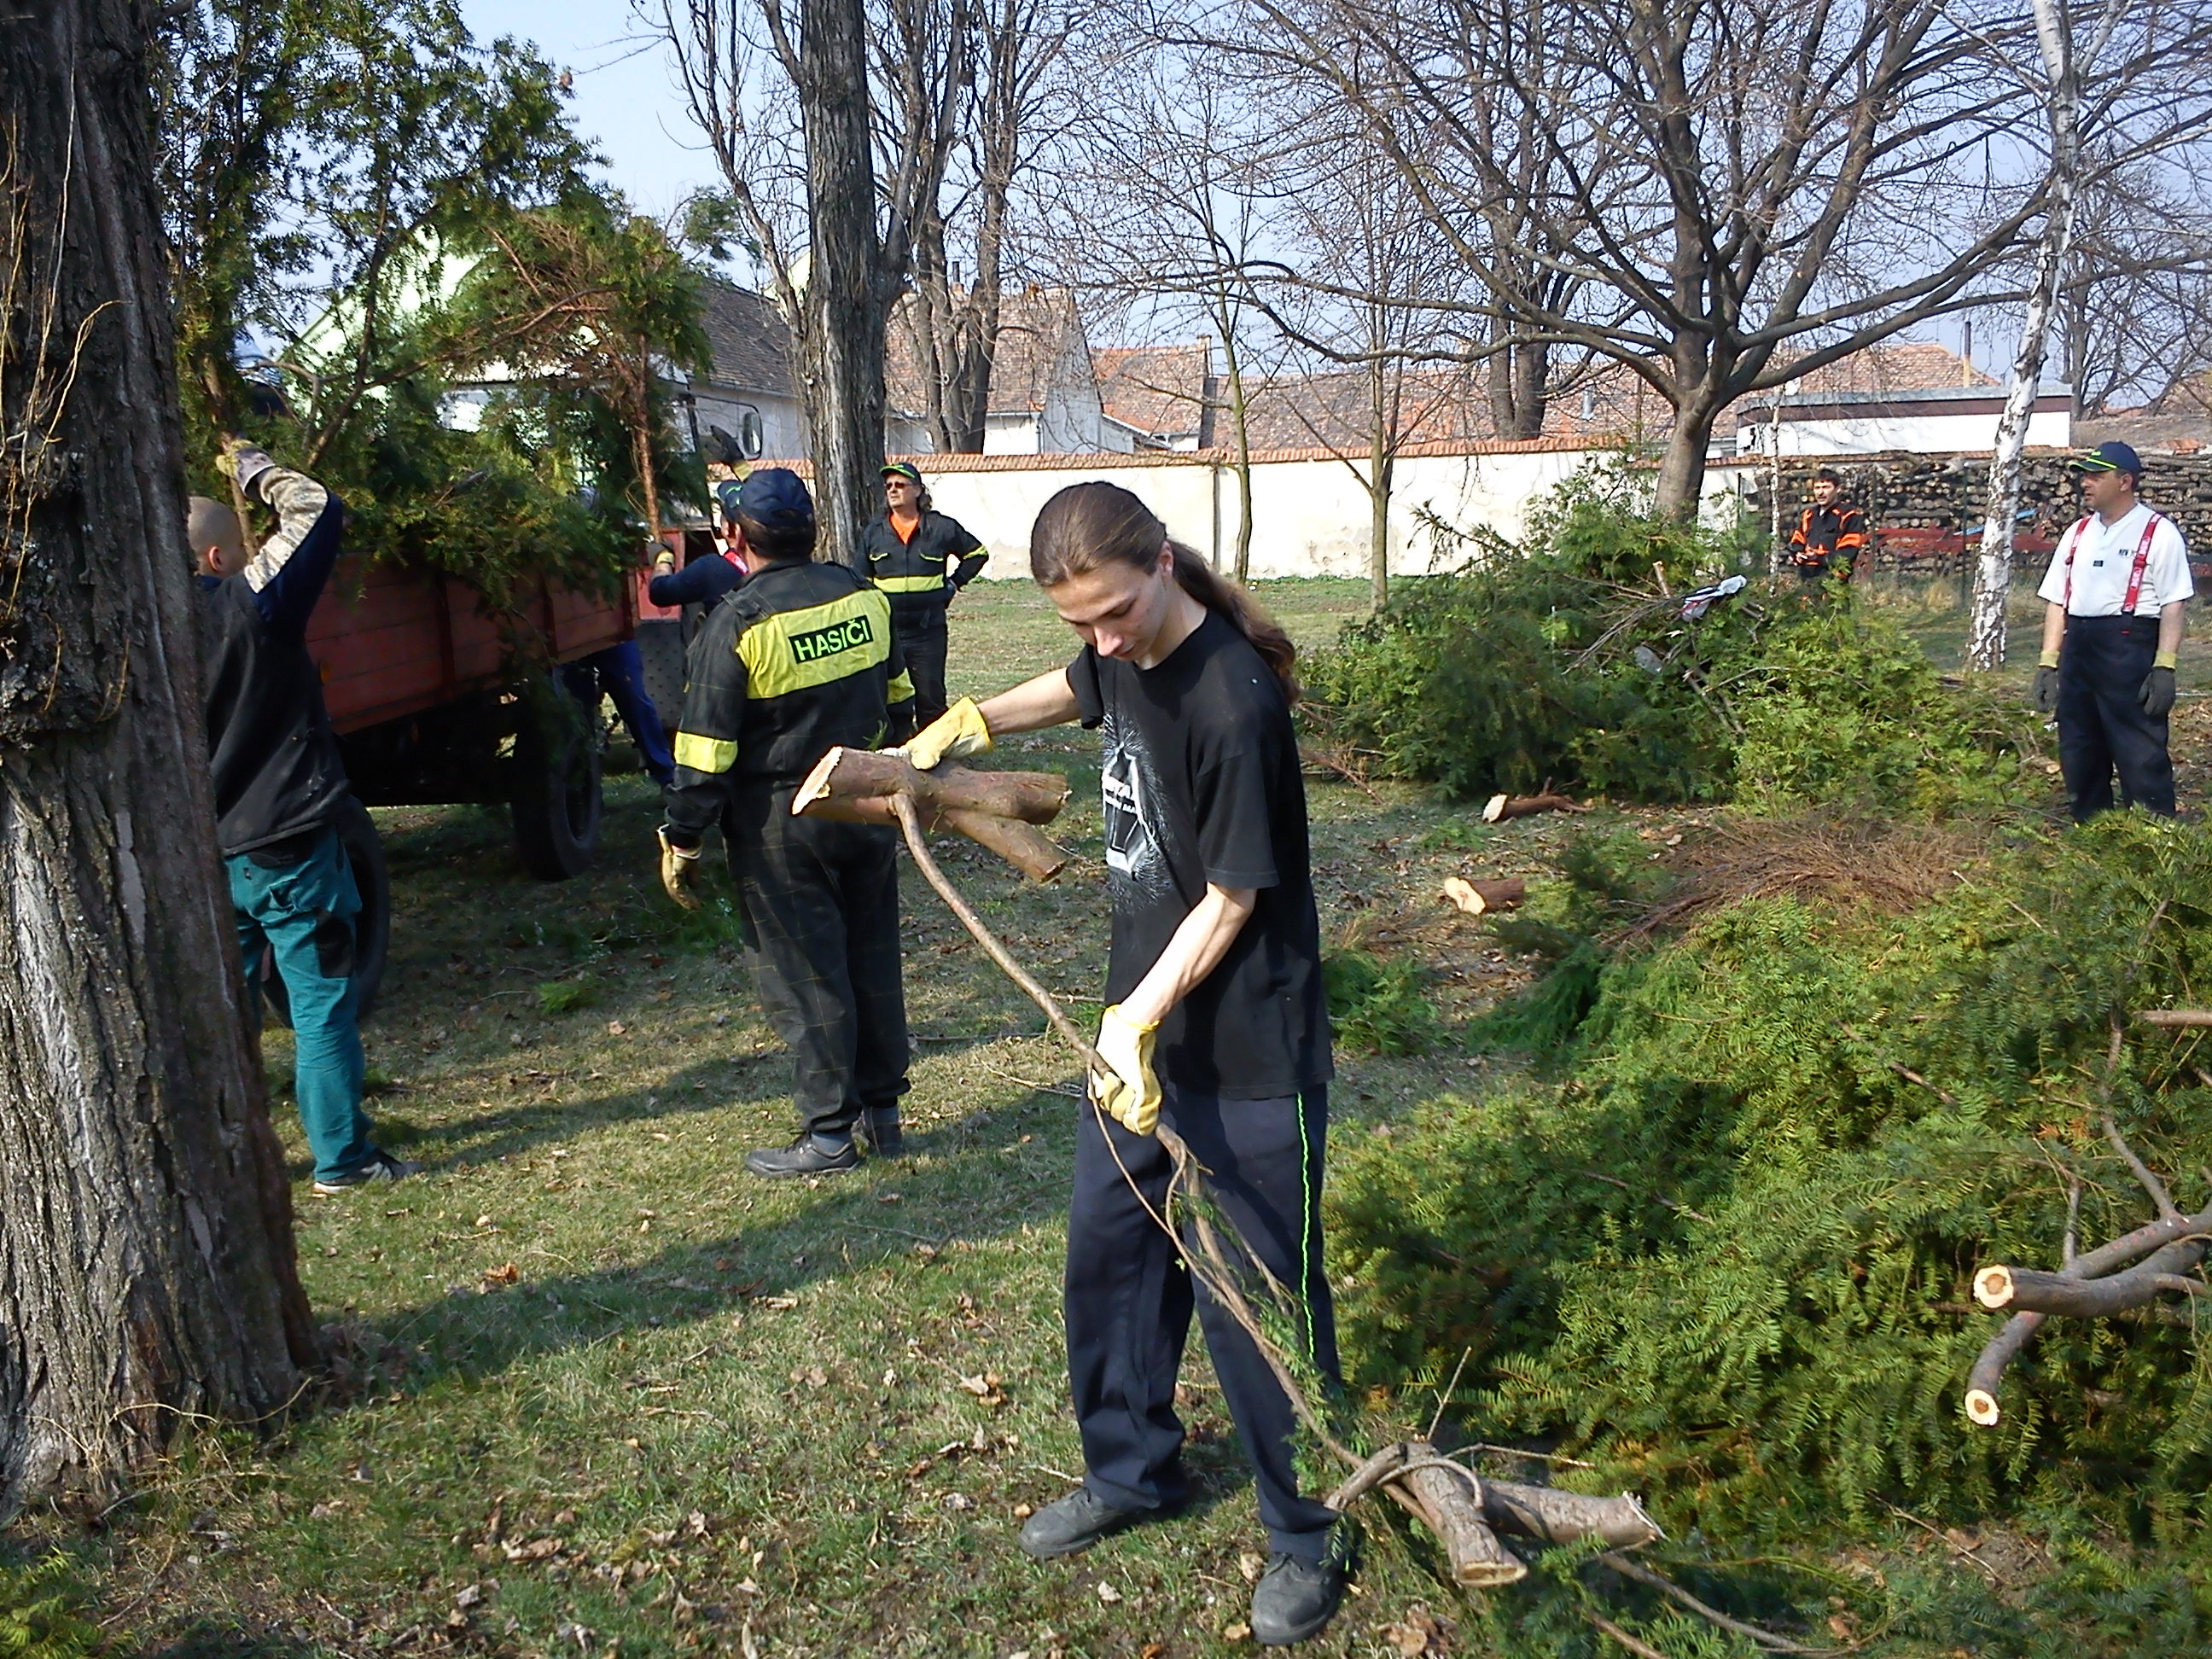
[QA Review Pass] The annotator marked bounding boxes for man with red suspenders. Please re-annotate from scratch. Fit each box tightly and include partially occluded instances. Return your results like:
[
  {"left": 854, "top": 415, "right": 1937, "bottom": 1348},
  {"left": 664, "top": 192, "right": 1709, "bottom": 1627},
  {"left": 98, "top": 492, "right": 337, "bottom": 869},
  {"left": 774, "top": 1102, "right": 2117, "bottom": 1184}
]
[{"left": 2032, "top": 442, "right": 2192, "bottom": 821}]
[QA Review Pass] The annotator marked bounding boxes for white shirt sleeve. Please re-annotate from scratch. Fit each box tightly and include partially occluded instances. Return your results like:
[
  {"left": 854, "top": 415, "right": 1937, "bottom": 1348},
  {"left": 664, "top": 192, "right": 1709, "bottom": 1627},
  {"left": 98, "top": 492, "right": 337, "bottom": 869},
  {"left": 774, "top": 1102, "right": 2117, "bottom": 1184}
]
[{"left": 2152, "top": 517, "right": 2194, "bottom": 605}]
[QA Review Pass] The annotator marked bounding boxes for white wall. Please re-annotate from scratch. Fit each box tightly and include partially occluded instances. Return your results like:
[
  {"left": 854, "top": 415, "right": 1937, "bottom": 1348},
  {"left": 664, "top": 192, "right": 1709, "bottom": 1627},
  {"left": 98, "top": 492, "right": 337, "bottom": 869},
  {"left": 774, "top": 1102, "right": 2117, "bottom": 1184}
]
[{"left": 911, "top": 447, "right": 1743, "bottom": 580}]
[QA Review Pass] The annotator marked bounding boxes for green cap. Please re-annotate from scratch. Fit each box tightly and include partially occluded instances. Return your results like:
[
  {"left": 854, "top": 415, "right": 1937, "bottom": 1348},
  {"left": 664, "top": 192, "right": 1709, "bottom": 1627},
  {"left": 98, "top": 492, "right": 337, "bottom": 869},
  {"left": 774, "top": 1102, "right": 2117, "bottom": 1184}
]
[{"left": 881, "top": 461, "right": 924, "bottom": 486}]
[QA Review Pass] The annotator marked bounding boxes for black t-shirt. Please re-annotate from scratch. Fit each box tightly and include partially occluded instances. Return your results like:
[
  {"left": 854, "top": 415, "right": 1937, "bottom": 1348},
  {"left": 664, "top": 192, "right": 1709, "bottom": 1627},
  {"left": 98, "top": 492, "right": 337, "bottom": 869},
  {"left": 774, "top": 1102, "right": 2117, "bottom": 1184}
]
[{"left": 1068, "top": 612, "right": 1331, "bottom": 1100}]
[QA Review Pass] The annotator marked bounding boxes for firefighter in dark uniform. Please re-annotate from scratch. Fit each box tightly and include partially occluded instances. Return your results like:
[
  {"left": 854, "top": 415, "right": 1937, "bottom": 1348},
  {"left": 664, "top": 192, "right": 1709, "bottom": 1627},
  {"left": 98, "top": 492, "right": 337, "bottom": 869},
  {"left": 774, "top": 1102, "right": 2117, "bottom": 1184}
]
[
  {"left": 2031, "top": 441, "right": 2192, "bottom": 821},
  {"left": 1787, "top": 467, "right": 1867, "bottom": 585},
  {"left": 655, "top": 469, "right": 919, "bottom": 1176},
  {"left": 861, "top": 461, "right": 988, "bottom": 730}
]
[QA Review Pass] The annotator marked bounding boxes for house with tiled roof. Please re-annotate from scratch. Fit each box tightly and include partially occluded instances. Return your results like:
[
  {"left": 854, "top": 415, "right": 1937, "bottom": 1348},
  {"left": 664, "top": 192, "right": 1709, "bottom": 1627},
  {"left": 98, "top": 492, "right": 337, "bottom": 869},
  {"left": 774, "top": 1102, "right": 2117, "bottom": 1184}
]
[
  {"left": 885, "top": 286, "right": 1122, "bottom": 455},
  {"left": 1736, "top": 342, "right": 2069, "bottom": 455},
  {"left": 1093, "top": 341, "right": 1219, "bottom": 451}
]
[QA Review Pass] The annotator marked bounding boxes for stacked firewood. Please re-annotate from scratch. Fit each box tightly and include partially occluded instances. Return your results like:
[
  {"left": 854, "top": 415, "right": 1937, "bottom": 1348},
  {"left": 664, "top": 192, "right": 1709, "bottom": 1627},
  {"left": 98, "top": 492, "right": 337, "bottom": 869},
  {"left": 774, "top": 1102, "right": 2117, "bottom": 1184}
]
[{"left": 1742, "top": 451, "right": 2212, "bottom": 578}]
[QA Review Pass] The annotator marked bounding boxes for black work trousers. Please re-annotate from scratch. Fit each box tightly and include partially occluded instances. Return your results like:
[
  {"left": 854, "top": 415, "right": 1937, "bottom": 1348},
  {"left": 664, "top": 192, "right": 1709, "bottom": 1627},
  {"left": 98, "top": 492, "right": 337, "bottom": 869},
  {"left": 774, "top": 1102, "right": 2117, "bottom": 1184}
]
[
  {"left": 1065, "top": 1083, "right": 1341, "bottom": 1560},
  {"left": 890, "top": 595, "right": 951, "bottom": 731},
  {"left": 2058, "top": 613, "right": 2175, "bottom": 821},
  {"left": 727, "top": 783, "right": 910, "bottom": 1138}
]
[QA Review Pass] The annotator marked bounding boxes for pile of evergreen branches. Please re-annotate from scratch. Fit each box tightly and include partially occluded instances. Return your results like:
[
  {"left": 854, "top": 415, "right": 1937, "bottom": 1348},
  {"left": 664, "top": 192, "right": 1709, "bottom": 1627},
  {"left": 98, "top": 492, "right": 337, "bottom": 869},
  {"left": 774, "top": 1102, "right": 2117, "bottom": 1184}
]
[
  {"left": 1332, "top": 813, "right": 2212, "bottom": 1650},
  {"left": 1302, "top": 471, "right": 2040, "bottom": 810}
]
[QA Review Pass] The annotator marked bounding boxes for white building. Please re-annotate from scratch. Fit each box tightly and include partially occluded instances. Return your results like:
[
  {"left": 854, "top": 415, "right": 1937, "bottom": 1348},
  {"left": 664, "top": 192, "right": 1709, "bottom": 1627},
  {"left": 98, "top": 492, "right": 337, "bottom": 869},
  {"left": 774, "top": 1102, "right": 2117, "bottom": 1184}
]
[{"left": 1738, "top": 382, "right": 2073, "bottom": 456}]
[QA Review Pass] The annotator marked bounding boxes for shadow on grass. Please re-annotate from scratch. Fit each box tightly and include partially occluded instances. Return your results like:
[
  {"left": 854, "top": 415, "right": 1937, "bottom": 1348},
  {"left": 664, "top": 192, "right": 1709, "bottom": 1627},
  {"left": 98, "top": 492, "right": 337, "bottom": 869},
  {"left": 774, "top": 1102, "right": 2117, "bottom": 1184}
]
[
  {"left": 346, "top": 1074, "right": 1088, "bottom": 1400},
  {"left": 143, "top": 1626, "right": 323, "bottom": 1659}
]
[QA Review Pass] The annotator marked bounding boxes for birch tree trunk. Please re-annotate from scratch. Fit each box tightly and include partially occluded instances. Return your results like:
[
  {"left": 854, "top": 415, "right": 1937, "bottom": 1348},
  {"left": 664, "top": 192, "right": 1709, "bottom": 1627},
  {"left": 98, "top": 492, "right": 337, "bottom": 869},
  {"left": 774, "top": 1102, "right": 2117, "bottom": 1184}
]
[
  {"left": 0, "top": 0, "right": 317, "bottom": 1518},
  {"left": 1967, "top": 0, "right": 2114, "bottom": 669}
]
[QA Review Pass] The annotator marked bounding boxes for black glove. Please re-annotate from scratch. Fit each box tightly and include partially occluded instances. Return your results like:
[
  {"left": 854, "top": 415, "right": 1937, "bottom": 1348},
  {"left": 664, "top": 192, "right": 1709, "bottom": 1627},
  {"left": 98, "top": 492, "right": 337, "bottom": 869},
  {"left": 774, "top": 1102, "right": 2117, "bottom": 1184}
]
[
  {"left": 2140, "top": 665, "right": 2177, "bottom": 717},
  {"left": 2032, "top": 664, "right": 2061, "bottom": 716}
]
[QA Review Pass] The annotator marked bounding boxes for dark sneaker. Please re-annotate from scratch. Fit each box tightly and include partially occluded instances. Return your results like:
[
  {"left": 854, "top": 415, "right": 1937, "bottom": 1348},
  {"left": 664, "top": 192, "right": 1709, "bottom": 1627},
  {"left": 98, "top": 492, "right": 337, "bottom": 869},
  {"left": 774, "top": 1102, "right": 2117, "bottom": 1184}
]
[
  {"left": 1250, "top": 1551, "right": 1348, "bottom": 1646},
  {"left": 1019, "top": 1487, "right": 1156, "bottom": 1560},
  {"left": 312, "top": 1148, "right": 420, "bottom": 1196},
  {"left": 745, "top": 1133, "right": 861, "bottom": 1179},
  {"left": 861, "top": 1108, "right": 905, "bottom": 1158}
]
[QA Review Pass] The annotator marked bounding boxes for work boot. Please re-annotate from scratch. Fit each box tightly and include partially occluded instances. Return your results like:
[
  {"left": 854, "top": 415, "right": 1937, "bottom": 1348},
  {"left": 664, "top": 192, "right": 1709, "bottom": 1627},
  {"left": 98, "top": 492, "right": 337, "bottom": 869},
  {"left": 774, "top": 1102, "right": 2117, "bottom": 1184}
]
[
  {"left": 745, "top": 1132, "right": 860, "bottom": 1179},
  {"left": 1249, "top": 1548, "right": 1350, "bottom": 1647},
  {"left": 1017, "top": 1487, "right": 1155, "bottom": 1560},
  {"left": 861, "top": 1107, "right": 905, "bottom": 1158}
]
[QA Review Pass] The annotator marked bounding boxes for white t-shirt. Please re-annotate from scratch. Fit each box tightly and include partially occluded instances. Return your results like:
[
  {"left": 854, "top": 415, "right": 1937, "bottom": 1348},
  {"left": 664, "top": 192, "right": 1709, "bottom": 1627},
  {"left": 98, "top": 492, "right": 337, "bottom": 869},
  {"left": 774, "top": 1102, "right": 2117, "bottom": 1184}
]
[{"left": 2037, "top": 504, "right": 2194, "bottom": 616}]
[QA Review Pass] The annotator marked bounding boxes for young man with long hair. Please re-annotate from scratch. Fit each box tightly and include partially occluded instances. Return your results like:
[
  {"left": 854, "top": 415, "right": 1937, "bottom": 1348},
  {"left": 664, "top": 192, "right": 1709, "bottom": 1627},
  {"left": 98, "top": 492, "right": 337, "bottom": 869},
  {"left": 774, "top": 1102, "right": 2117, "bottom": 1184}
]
[{"left": 900, "top": 481, "right": 1345, "bottom": 1646}]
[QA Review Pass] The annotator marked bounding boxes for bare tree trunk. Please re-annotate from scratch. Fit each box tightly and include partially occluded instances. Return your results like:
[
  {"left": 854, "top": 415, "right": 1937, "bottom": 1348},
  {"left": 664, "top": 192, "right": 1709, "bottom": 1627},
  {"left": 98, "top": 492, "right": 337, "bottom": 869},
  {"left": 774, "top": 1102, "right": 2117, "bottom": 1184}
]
[
  {"left": 1220, "top": 321, "right": 1254, "bottom": 583},
  {"left": 0, "top": 0, "right": 317, "bottom": 1518},
  {"left": 1368, "top": 361, "right": 1391, "bottom": 610},
  {"left": 798, "top": 0, "right": 890, "bottom": 567},
  {"left": 1653, "top": 399, "right": 1719, "bottom": 521},
  {"left": 1968, "top": 0, "right": 2109, "bottom": 669}
]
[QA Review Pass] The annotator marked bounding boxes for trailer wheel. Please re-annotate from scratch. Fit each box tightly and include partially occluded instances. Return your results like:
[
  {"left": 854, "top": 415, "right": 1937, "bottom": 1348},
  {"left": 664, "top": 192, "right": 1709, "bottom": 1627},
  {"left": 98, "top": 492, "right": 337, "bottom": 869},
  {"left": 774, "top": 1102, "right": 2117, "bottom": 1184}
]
[
  {"left": 259, "top": 796, "right": 392, "bottom": 1028},
  {"left": 510, "top": 678, "right": 603, "bottom": 880}
]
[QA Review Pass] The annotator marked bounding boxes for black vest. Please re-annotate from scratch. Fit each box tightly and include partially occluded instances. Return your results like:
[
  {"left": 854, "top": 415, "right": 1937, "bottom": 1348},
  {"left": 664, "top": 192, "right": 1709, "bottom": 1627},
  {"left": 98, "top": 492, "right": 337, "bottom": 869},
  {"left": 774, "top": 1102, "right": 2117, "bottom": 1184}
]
[{"left": 196, "top": 577, "right": 351, "bottom": 857}]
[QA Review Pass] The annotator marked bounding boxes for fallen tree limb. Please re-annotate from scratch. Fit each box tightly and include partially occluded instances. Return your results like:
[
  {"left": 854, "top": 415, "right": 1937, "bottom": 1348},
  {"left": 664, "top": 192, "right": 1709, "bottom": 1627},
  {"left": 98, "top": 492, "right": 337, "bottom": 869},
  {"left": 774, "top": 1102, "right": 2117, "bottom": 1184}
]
[
  {"left": 795, "top": 747, "right": 1072, "bottom": 882},
  {"left": 1975, "top": 1242, "right": 2210, "bottom": 1318},
  {"left": 2136, "top": 1009, "right": 2212, "bottom": 1027},
  {"left": 1965, "top": 1313, "right": 2044, "bottom": 1426},
  {"left": 1482, "top": 791, "right": 1587, "bottom": 824},
  {"left": 1391, "top": 1445, "right": 1528, "bottom": 1586},
  {"left": 1596, "top": 1552, "right": 1837, "bottom": 1655},
  {"left": 1485, "top": 1479, "right": 1662, "bottom": 1548}
]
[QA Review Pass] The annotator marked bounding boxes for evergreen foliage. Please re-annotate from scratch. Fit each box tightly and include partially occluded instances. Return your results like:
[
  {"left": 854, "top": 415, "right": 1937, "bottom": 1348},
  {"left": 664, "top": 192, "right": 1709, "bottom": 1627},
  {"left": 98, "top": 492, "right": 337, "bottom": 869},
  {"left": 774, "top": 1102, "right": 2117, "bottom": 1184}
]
[
  {"left": 0, "top": 1556, "right": 99, "bottom": 1659},
  {"left": 1303, "top": 470, "right": 2039, "bottom": 808},
  {"left": 1330, "top": 814, "right": 2212, "bottom": 1648}
]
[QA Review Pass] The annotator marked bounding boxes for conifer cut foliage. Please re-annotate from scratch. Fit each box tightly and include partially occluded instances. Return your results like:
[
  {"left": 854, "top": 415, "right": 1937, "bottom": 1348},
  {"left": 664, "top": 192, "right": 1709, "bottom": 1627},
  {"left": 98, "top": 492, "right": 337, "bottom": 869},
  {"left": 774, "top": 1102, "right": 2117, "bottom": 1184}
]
[{"left": 0, "top": 0, "right": 315, "bottom": 1516}]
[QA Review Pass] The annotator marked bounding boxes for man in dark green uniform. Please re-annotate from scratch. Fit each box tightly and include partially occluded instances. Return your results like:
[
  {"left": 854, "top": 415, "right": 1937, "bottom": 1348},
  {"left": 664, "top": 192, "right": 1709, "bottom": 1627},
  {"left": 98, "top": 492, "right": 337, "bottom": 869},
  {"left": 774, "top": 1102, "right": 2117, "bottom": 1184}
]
[
  {"left": 656, "top": 469, "right": 918, "bottom": 1176},
  {"left": 862, "top": 462, "right": 988, "bottom": 731}
]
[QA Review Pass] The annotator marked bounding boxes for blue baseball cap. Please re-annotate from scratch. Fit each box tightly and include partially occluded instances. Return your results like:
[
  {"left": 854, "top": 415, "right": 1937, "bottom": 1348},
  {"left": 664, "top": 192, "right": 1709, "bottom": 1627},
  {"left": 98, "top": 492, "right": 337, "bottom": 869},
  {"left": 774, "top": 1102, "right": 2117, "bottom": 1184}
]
[
  {"left": 2070, "top": 440, "right": 2143, "bottom": 477},
  {"left": 735, "top": 467, "right": 815, "bottom": 528}
]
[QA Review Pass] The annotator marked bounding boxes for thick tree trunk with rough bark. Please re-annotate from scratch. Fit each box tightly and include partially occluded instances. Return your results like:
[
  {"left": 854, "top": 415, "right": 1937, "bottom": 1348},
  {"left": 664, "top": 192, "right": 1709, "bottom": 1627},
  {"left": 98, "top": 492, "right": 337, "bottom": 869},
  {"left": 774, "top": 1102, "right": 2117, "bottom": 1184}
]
[
  {"left": 0, "top": 0, "right": 317, "bottom": 1518},
  {"left": 797, "top": 0, "right": 889, "bottom": 568},
  {"left": 1654, "top": 397, "right": 1720, "bottom": 521}
]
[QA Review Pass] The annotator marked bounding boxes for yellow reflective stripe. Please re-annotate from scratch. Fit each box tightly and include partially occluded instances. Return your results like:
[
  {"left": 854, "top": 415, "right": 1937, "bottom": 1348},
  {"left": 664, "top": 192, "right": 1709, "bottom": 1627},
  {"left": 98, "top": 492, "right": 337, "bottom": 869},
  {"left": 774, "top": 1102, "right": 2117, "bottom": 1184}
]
[
  {"left": 738, "top": 588, "right": 893, "bottom": 697},
  {"left": 888, "top": 670, "right": 915, "bottom": 702},
  {"left": 674, "top": 731, "right": 738, "bottom": 774},
  {"left": 873, "top": 573, "right": 946, "bottom": 592}
]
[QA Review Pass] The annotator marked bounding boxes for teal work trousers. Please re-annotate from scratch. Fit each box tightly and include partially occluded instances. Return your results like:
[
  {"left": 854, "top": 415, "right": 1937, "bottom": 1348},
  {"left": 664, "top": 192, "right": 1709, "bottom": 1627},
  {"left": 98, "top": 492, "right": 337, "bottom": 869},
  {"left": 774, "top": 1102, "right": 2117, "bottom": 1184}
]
[{"left": 226, "top": 824, "right": 373, "bottom": 1185}]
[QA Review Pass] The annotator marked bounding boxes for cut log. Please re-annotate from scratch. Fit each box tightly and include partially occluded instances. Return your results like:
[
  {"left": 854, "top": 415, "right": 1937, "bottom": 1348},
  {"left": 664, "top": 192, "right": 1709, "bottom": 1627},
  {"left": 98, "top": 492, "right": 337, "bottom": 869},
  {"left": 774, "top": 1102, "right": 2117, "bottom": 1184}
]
[
  {"left": 1481, "top": 1479, "right": 1663, "bottom": 1549},
  {"left": 1391, "top": 1443, "right": 1528, "bottom": 1587},
  {"left": 793, "top": 747, "right": 1072, "bottom": 882},
  {"left": 1965, "top": 1312, "right": 2043, "bottom": 1427},
  {"left": 796, "top": 746, "right": 1068, "bottom": 824},
  {"left": 2136, "top": 1009, "right": 2212, "bottom": 1028},
  {"left": 1973, "top": 1241, "right": 2209, "bottom": 1318},
  {"left": 1481, "top": 792, "right": 1587, "bottom": 824},
  {"left": 1441, "top": 876, "right": 1527, "bottom": 917}
]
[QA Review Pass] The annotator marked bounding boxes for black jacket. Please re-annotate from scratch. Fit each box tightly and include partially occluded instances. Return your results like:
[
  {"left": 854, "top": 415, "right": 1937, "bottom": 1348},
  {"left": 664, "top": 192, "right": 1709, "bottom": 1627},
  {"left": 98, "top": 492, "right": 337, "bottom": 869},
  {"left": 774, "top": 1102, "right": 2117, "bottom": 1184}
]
[
  {"left": 196, "top": 462, "right": 352, "bottom": 857},
  {"left": 662, "top": 560, "right": 917, "bottom": 844},
  {"left": 861, "top": 509, "right": 987, "bottom": 601}
]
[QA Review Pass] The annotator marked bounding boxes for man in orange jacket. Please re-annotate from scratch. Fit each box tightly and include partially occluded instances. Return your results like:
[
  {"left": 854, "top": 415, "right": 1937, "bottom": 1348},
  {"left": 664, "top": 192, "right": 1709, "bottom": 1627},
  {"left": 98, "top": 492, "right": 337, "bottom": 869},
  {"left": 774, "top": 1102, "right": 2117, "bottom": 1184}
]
[{"left": 1788, "top": 469, "right": 1866, "bottom": 585}]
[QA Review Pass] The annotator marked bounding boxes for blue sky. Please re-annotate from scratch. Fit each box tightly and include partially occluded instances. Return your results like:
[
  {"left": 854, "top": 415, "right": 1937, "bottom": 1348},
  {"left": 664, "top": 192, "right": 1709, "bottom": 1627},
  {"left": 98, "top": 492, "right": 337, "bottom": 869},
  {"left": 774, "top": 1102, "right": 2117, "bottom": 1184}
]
[{"left": 456, "top": 3, "right": 716, "bottom": 219}]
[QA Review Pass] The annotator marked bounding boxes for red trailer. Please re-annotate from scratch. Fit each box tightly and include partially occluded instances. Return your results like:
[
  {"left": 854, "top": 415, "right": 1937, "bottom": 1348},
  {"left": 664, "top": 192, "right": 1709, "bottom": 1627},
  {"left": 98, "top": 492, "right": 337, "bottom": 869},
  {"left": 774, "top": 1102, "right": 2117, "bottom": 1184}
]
[{"left": 289, "top": 554, "right": 640, "bottom": 1018}]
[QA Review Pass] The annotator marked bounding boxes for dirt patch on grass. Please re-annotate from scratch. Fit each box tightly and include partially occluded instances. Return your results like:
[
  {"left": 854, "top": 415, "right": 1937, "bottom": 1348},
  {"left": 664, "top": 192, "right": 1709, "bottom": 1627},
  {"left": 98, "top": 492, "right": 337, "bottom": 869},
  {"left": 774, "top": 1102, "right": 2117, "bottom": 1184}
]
[{"left": 1628, "top": 812, "right": 1991, "bottom": 938}]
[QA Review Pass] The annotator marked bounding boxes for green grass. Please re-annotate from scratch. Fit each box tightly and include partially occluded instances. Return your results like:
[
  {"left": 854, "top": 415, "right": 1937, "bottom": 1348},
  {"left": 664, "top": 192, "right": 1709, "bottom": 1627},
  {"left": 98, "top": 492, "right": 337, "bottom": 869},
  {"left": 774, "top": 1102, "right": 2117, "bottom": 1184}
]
[{"left": 21, "top": 579, "right": 1593, "bottom": 1656}]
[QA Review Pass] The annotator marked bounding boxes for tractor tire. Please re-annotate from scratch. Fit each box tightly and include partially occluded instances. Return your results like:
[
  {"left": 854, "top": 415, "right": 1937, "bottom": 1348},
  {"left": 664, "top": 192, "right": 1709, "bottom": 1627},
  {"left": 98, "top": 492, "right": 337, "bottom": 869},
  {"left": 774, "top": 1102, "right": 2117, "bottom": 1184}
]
[
  {"left": 260, "top": 796, "right": 392, "bottom": 1028},
  {"left": 510, "top": 677, "right": 603, "bottom": 881}
]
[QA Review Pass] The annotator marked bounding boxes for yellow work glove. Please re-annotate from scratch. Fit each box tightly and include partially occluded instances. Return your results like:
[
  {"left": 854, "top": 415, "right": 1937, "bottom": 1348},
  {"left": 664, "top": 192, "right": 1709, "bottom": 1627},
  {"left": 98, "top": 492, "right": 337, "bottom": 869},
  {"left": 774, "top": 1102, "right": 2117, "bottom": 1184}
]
[
  {"left": 656, "top": 826, "right": 701, "bottom": 911},
  {"left": 895, "top": 696, "right": 992, "bottom": 771},
  {"left": 1090, "top": 1004, "right": 1161, "bottom": 1136},
  {"left": 214, "top": 435, "right": 275, "bottom": 497}
]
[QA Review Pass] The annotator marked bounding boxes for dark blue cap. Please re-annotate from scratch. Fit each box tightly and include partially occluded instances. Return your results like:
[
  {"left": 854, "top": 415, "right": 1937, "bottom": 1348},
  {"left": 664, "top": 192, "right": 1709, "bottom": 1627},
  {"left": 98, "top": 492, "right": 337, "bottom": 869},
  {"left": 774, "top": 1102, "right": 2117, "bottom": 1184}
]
[
  {"left": 2070, "top": 440, "right": 2143, "bottom": 477},
  {"left": 734, "top": 467, "right": 815, "bottom": 527}
]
